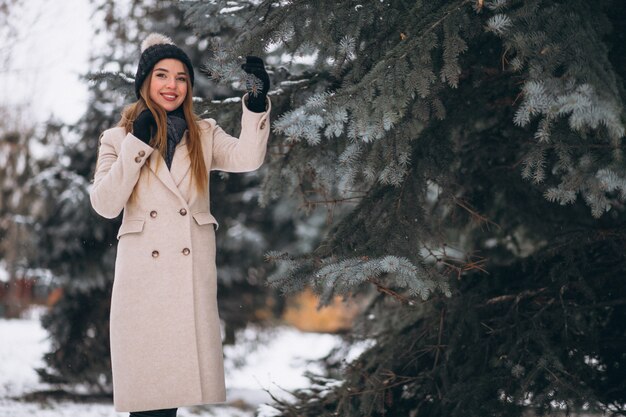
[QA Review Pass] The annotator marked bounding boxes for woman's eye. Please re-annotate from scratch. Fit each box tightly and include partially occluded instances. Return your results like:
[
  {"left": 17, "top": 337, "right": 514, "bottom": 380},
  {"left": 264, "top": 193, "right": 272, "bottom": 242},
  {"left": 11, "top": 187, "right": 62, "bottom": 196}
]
[
  {"left": 177, "top": 77, "right": 187, "bottom": 82},
  {"left": 156, "top": 73, "right": 166, "bottom": 78}
]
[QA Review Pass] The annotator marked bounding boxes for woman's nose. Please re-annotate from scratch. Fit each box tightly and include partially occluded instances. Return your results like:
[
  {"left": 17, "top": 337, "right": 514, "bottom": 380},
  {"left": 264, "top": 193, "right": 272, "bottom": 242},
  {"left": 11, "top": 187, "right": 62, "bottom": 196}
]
[{"left": 166, "top": 77, "right": 176, "bottom": 88}]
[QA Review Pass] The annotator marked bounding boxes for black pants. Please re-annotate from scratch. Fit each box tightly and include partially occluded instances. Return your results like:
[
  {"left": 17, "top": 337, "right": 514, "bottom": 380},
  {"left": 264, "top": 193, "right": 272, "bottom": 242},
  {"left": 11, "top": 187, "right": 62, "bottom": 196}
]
[{"left": 129, "top": 408, "right": 177, "bottom": 417}]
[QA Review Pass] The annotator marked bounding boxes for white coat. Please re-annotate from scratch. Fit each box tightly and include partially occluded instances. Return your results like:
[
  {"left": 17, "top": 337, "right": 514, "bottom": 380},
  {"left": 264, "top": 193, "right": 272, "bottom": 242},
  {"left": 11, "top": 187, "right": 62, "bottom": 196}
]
[{"left": 90, "top": 97, "right": 270, "bottom": 412}]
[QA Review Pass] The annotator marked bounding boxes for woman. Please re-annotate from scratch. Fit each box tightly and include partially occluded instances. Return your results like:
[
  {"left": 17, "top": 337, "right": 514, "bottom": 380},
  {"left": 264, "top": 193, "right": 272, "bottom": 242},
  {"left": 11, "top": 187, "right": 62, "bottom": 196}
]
[{"left": 89, "top": 33, "right": 271, "bottom": 417}]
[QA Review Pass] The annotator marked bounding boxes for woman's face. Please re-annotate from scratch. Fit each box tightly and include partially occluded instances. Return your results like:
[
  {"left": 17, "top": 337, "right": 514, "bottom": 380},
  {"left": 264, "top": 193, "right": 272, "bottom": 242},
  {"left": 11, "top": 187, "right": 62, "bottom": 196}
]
[{"left": 148, "top": 58, "right": 188, "bottom": 112}]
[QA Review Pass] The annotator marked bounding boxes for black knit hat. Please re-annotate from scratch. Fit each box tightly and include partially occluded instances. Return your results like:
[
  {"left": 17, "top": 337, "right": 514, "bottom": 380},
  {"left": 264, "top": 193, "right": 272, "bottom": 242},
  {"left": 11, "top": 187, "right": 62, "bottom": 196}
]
[{"left": 134, "top": 33, "right": 195, "bottom": 99}]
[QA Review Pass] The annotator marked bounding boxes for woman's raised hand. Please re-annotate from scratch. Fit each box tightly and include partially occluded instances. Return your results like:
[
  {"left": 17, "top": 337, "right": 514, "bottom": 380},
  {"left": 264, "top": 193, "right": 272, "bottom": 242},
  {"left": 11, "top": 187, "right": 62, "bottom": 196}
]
[{"left": 241, "top": 56, "right": 269, "bottom": 113}]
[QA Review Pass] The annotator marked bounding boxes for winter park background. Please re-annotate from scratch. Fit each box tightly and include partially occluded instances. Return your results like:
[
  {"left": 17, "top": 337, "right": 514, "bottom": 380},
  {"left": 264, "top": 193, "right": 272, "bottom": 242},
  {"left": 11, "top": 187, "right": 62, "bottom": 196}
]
[{"left": 1, "top": 1, "right": 626, "bottom": 417}]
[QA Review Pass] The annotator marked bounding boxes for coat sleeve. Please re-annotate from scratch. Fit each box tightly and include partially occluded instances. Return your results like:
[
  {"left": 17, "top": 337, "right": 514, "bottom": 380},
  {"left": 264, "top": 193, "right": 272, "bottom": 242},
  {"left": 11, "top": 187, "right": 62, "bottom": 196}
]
[
  {"left": 90, "top": 129, "right": 155, "bottom": 219},
  {"left": 210, "top": 94, "right": 271, "bottom": 173}
]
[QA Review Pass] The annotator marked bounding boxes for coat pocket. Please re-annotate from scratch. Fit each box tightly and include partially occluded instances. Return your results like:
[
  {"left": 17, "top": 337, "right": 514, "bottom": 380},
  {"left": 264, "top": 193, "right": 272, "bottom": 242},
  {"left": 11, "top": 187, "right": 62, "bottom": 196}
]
[
  {"left": 116, "top": 219, "right": 145, "bottom": 239},
  {"left": 192, "top": 211, "right": 219, "bottom": 230}
]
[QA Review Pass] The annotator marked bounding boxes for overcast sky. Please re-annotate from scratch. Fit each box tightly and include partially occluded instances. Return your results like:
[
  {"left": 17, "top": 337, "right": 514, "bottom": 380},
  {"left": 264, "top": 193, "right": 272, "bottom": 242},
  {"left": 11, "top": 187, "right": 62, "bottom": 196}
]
[{"left": 1, "top": 0, "right": 92, "bottom": 124}]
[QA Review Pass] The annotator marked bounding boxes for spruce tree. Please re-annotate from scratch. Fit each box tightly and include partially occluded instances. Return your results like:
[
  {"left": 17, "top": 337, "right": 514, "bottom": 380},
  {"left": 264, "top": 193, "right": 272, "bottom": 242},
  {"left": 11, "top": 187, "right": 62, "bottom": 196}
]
[{"left": 182, "top": 0, "right": 626, "bottom": 415}]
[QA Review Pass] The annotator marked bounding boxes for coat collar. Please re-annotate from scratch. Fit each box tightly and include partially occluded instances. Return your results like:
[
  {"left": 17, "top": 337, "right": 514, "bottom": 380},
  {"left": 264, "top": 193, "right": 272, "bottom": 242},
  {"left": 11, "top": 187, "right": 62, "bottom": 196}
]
[{"left": 148, "top": 134, "right": 192, "bottom": 204}]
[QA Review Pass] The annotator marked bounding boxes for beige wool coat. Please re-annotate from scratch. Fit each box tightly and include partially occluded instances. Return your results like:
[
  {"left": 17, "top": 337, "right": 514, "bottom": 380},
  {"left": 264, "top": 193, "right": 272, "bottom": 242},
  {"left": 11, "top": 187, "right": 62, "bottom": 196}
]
[{"left": 89, "top": 97, "right": 270, "bottom": 412}]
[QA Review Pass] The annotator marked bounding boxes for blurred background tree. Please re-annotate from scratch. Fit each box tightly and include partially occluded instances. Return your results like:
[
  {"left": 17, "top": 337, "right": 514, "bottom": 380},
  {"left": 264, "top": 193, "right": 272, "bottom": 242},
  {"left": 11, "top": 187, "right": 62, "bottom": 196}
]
[
  {"left": 178, "top": 0, "right": 626, "bottom": 416},
  {"left": 0, "top": 108, "right": 42, "bottom": 318},
  {"left": 0, "top": 0, "right": 21, "bottom": 71},
  {"left": 0, "top": 0, "right": 53, "bottom": 319}
]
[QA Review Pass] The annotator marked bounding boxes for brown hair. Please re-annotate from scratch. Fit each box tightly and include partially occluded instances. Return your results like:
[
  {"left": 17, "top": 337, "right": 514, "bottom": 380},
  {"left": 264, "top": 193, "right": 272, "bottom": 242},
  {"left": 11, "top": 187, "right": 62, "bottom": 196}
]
[{"left": 119, "top": 70, "right": 208, "bottom": 196}]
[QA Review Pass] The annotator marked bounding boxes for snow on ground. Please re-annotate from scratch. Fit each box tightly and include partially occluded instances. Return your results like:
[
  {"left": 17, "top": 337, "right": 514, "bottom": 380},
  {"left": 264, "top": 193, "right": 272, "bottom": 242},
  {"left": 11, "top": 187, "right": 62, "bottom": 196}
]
[
  {"left": 225, "top": 325, "right": 339, "bottom": 396},
  {"left": 0, "top": 313, "right": 342, "bottom": 417},
  {"left": 0, "top": 316, "right": 50, "bottom": 399}
]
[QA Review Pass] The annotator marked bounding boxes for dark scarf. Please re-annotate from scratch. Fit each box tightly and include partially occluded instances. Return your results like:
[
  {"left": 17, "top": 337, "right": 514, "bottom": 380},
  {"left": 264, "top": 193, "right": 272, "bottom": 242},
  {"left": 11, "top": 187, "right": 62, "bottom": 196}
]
[{"left": 165, "top": 107, "right": 188, "bottom": 170}]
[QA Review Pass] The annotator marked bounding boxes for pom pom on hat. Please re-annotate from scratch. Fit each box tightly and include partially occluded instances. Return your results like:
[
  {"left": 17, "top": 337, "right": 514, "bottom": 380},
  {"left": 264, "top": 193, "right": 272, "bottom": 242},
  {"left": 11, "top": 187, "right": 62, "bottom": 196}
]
[
  {"left": 141, "top": 33, "right": 174, "bottom": 52},
  {"left": 134, "top": 33, "right": 195, "bottom": 99}
]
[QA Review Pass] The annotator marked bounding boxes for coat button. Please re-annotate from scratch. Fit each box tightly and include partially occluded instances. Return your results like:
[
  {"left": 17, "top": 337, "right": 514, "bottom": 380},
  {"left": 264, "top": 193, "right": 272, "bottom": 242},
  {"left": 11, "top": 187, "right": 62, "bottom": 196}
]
[
  {"left": 179, "top": 208, "right": 187, "bottom": 216},
  {"left": 152, "top": 250, "right": 159, "bottom": 258},
  {"left": 260, "top": 120, "right": 266, "bottom": 130},
  {"left": 135, "top": 156, "right": 142, "bottom": 163},
  {"left": 182, "top": 248, "right": 190, "bottom": 256},
  {"left": 138, "top": 150, "right": 146, "bottom": 157},
  {"left": 150, "top": 210, "right": 157, "bottom": 218}
]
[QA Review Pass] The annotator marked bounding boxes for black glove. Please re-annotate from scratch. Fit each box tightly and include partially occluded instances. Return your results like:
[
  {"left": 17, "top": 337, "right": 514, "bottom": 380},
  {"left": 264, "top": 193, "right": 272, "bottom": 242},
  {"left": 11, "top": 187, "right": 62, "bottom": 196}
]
[
  {"left": 132, "top": 110, "right": 157, "bottom": 145},
  {"left": 241, "top": 56, "right": 270, "bottom": 113}
]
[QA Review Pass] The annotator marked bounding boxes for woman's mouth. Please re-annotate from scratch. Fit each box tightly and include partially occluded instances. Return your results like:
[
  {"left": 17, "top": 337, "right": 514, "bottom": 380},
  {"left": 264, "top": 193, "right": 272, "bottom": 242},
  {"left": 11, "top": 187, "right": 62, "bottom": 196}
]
[{"left": 160, "top": 92, "right": 178, "bottom": 101}]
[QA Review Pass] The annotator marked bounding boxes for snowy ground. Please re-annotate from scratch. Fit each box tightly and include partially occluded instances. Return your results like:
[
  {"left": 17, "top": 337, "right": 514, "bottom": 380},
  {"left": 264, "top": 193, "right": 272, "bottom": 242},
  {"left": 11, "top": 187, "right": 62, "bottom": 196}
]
[{"left": 0, "top": 311, "right": 342, "bottom": 417}]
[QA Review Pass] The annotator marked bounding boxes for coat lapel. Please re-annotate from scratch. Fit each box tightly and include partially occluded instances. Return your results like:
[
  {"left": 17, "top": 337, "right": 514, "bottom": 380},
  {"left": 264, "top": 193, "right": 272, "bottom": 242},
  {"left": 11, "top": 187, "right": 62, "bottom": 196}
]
[
  {"left": 147, "top": 134, "right": 192, "bottom": 203},
  {"left": 147, "top": 151, "right": 184, "bottom": 203},
  {"left": 170, "top": 135, "right": 191, "bottom": 187}
]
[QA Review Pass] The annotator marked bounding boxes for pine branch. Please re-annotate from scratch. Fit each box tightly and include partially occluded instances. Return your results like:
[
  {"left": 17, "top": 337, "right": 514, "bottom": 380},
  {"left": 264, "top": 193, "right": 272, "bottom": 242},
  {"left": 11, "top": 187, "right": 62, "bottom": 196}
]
[
  {"left": 367, "top": 277, "right": 412, "bottom": 305},
  {"left": 452, "top": 195, "right": 501, "bottom": 230},
  {"left": 483, "top": 287, "right": 548, "bottom": 306}
]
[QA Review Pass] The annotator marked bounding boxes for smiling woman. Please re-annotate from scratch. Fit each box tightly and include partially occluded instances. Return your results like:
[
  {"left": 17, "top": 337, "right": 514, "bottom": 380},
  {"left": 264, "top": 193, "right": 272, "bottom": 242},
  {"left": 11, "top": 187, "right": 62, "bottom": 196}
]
[{"left": 89, "top": 33, "right": 271, "bottom": 417}]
